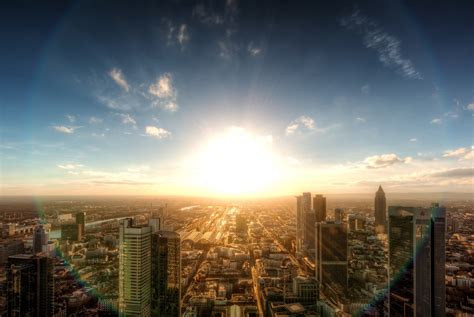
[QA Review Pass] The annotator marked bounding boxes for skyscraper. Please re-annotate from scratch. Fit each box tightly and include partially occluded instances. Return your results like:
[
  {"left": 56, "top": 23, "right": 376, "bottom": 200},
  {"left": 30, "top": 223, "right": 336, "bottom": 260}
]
[
  {"left": 119, "top": 218, "right": 152, "bottom": 317},
  {"left": 151, "top": 230, "right": 181, "bottom": 317},
  {"left": 313, "top": 195, "right": 326, "bottom": 223},
  {"left": 334, "top": 208, "right": 344, "bottom": 223},
  {"left": 7, "top": 254, "right": 54, "bottom": 317},
  {"left": 76, "top": 212, "right": 86, "bottom": 240},
  {"left": 296, "top": 193, "right": 312, "bottom": 253},
  {"left": 315, "top": 221, "right": 348, "bottom": 291},
  {"left": 374, "top": 185, "right": 386, "bottom": 233},
  {"left": 33, "top": 225, "right": 48, "bottom": 254},
  {"left": 388, "top": 204, "right": 446, "bottom": 316}
]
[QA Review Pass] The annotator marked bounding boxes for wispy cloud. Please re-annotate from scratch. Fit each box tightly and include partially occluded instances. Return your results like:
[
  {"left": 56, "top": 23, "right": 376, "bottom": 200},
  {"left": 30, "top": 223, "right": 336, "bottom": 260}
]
[
  {"left": 145, "top": 126, "right": 171, "bottom": 139},
  {"left": 108, "top": 68, "right": 130, "bottom": 92},
  {"left": 430, "top": 118, "right": 442, "bottom": 124},
  {"left": 361, "top": 84, "right": 370, "bottom": 94},
  {"left": 57, "top": 163, "right": 84, "bottom": 170},
  {"left": 466, "top": 103, "right": 474, "bottom": 111},
  {"left": 409, "top": 138, "right": 417, "bottom": 142},
  {"left": 89, "top": 116, "right": 103, "bottom": 124},
  {"left": 116, "top": 113, "right": 136, "bottom": 125},
  {"left": 247, "top": 42, "right": 262, "bottom": 56},
  {"left": 340, "top": 9, "right": 422, "bottom": 79},
  {"left": 52, "top": 125, "right": 78, "bottom": 134},
  {"left": 65, "top": 115, "right": 76, "bottom": 123},
  {"left": 177, "top": 24, "right": 190, "bottom": 49},
  {"left": 355, "top": 117, "right": 366, "bottom": 123},
  {"left": 192, "top": 4, "right": 224, "bottom": 25},
  {"left": 285, "top": 116, "right": 315, "bottom": 135},
  {"left": 148, "top": 73, "right": 179, "bottom": 112}
]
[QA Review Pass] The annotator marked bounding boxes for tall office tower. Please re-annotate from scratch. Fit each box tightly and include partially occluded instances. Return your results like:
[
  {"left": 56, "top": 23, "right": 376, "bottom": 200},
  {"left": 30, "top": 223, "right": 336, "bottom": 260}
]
[
  {"left": 315, "top": 222, "right": 348, "bottom": 290},
  {"left": 296, "top": 193, "right": 312, "bottom": 253},
  {"left": 334, "top": 208, "right": 344, "bottom": 223},
  {"left": 304, "top": 211, "right": 316, "bottom": 250},
  {"left": 76, "top": 212, "right": 86, "bottom": 240},
  {"left": 388, "top": 204, "right": 446, "bottom": 317},
  {"left": 151, "top": 231, "right": 181, "bottom": 317},
  {"left": 374, "top": 185, "right": 387, "bottom": 233},
  {"left": 7, "top": 254, "right": 54, "bottom": 317},
  {"left": 33, "top": 225, "right": 48, "bottom": 254},
  {"left": 119, "top": 218, "right": 152, "bottom": 317},
  {"left": 313, "top": 195, "right": 326, "bottom": 223}
]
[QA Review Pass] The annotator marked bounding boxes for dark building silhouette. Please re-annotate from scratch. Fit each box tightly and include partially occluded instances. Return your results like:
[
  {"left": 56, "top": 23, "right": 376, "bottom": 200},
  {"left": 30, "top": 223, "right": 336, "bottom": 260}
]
[
  {"left": 296, "top": 193, "right": 311, "bottom": 253},
  {"left": 33, "top": 225, "right": 48, "bottom": 254},
  {"left": 152, "top": 231, "right": 181, "bottom": 317},
  {"left": 313, "top": 195, "right": 326, "bottom": 223},
  {"left": 315, "top": 222, "right": 348, "bottom": 291},
  {"left": 374, "top": 185, "right": 387, "bottom": 233},
  {"left": 6, "top": 254, "right": 54, "bottom": 317},
  {"left": 76, "top": 212, "right": 86, "bottom": 239},
  {"left": 388, "top": 204, "right": 446, "bottom": 317}
]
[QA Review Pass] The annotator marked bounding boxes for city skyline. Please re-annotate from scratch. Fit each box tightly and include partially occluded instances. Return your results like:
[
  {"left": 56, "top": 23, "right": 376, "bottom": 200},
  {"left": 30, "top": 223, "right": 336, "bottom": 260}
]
[{"left": 1, "top": 1, "right": 473, "bottom": 196}]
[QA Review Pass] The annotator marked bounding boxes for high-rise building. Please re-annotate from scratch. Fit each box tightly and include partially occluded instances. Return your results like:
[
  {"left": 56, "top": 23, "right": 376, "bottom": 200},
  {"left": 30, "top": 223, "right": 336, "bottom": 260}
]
[
  {"left": 315, "top": 221, "right": 348, "bottom": 290},
  {"left": 374, "top": 185, "right": 386, "bottom": 233},
  {"left": 292, "top": 276, "right": 319, "bottom": 307},
  {"left": 76, "top": 212, "right": 86, "bottom": 239},
  {"left": 304, "top": 211, "right": 316, "bottom": 250},
  {"left": 33, "top": 225, "right": 48, "bottom": 254},
  {"left": 313, "top": 195, "right": 326, "bottom": 223},
  {"left": 60, "top": 223, "right": 80, "bottom": 241},
  {"left": 6, "top": 254, "right": 54, "bottom": 317},
  {"left": 388, "top": 204, "right": 446, "bottom": 317},
  {"left": 334, "top": 208, "right": 344, "bottom": 223},
  {"left": 151, "top": 230, "right": 181, "bottom": 317},
  {"left": 296, "top": 193, "right": 312, "bottom": 253},
  {"left": 119, "top": 218, "right": 152, "bottom": 317}
]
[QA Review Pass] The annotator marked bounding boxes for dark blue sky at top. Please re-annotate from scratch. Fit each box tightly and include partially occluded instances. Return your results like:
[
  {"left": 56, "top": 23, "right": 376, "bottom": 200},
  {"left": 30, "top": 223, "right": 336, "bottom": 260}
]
[{"left": 0, "top": 0, "right": 472, "bottom": 192}]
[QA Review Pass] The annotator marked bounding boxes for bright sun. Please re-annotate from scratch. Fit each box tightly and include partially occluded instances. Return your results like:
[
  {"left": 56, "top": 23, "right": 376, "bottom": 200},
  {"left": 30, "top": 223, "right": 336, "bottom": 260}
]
[{"left": 197, "top": 127, "right": 277, "bottom": 195}]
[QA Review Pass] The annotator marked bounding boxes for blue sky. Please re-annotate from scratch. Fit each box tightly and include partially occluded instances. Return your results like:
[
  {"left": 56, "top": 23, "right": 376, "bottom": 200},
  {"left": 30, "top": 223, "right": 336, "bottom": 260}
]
[{"left": 0, "top": 0, "right": 473, "bottom": 196}]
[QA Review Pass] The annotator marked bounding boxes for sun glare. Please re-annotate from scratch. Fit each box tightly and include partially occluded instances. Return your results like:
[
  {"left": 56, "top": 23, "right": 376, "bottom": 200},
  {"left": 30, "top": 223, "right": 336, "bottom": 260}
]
[{"left": 197, "top": 127, "right": 277, "bottom": 195}]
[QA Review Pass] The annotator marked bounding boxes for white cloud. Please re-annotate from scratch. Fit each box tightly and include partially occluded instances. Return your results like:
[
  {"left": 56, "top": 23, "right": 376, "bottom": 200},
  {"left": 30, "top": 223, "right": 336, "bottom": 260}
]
[
  {"left": 340, "top": 10, "right": 421, "bottom": 79},
  {"left": 148, "top": 73, "right": 179, "bottom": 112},
  {"left": 177, "top": 24, "right": 190, "bottom": 49},
  {"left": 116, "top": 113, "right": 136, "bottom": 125},
  {"left": 364, "top": 153, "right": 409, "bottom": 169},
  {"left": 145, "top": 126, "right": 171, "bottom": 139},
  {"left": 355, "top": 117, "right": 366, "bottom": 123},
  {"left": 430, "top": 118, "right": 442, "bottom": 124},
  {"left": 65, "top": 115, "right": 76, "bottom": 123},
  {"left": 52, "top": 126, "right": 76, "bottom": 134},
  {"left": 443, "top": 146, "right": 473, "bottom": 160},
  {"left": 409, "top": 138, "right": 417, "bottom": 142},
  {"left": 285, "top": 116, "right": 316, "bottom": 135},
  {"left": 466, "top": 103, "right": 474, "bottom": 111},
  {"left": 361, "top": 84, "right": 370, "bottom": 94},
  {"left": 248, "top": 42, "right": 262, "bottom": 56},
  {"left": 108, "top": 68, "right": 130, "bottom": 92},
  {"left": 89, "top": 117, "right": 103, "bottom": 124},
  {"left": 149, "top": 73, "right": 174, "bottom": 99}
]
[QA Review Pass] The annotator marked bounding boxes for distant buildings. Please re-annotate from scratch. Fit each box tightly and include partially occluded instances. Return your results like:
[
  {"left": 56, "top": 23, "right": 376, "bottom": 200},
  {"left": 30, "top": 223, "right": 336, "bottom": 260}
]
[
  {"left": 334, "top": 208, "right": 344, "bottom": 224},
  {"left": 388, "top": 204, "right": 446, "bottom": 316},
  {"left": 6, "top": 254, "right": 54, "bottom": 317},
  {"left": 315, "top": 221, "right": 348, "bottom": 291},
  {"left": 374, "top": 185, "right": 386, "bottom": 233}
]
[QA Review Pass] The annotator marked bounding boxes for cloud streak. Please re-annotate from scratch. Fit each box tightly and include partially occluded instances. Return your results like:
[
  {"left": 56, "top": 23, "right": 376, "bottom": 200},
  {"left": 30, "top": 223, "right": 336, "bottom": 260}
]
[
  {"left": 145, "top": 126, "right": 171, "bottom": 139},
  {"left": 109, "top": 68, "right": 130, "bottom": 92},
  {"left": 340, "top": 9, "right": 422, "bottom": 79}
]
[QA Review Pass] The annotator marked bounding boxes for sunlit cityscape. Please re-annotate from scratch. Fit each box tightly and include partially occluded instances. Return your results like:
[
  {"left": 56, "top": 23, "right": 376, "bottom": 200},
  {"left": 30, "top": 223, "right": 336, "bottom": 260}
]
[{"left": 1, "top": 1, "right": 473, "bottom": 317}]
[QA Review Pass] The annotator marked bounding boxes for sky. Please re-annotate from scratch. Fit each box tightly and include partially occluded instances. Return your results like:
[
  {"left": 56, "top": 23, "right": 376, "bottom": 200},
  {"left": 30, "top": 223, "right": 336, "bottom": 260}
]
[{"left": 0, "top": 0, "right": 473, "bottom": 196}]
